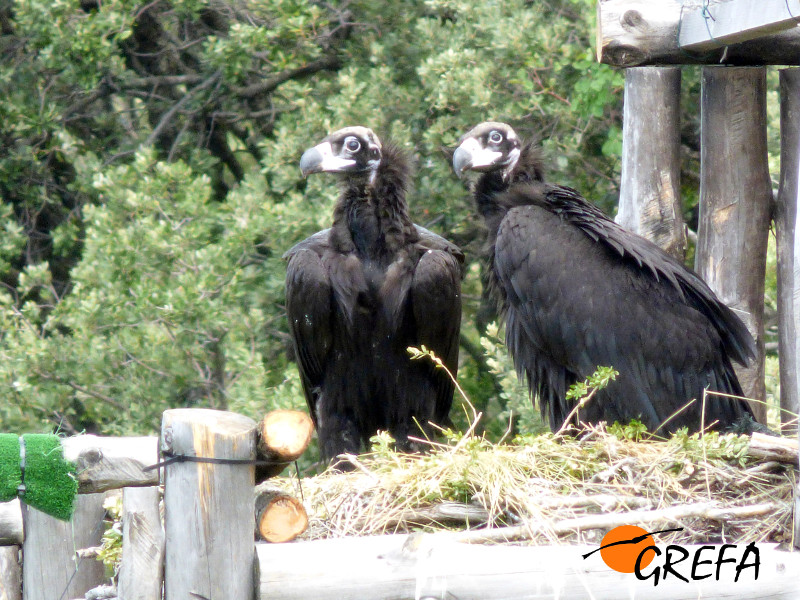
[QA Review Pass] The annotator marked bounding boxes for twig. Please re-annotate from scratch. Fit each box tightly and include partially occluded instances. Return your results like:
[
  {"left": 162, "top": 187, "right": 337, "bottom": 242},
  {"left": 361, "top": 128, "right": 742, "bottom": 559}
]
[{"left": 453, "top": 501, "right": 778, "bottom": 544}]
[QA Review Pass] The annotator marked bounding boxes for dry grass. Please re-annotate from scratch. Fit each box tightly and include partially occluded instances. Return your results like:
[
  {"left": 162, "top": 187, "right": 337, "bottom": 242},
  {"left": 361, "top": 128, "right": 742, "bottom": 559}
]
[{"left": 276, "top": 424, "right": 796, "bottom": 548}]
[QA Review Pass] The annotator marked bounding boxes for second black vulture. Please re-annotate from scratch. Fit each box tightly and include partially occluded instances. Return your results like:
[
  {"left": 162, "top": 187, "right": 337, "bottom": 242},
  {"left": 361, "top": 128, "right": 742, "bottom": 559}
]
[
  {"left": 285, "top": 126, "right": 463, "bottom": 463},
  {"left": 453, "top": 121, "right": 755, "bottom": 434}
]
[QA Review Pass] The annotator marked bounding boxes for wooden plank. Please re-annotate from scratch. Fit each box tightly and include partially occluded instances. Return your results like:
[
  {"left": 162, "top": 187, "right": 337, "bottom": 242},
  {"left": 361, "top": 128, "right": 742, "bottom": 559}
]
[
  {"left": 616, "top": 66, "right": 685, "bottom": 259},
  {"left": 256, "top": 534, "right": 800, "bottom": 600},
  {"left": 679, "top": 0, "right": 800, "bottom": 52},
  {"left": 777, "top": 68, "right": 800, "bottom": 436},
  {"left": 21, "top": 493, "right": 107, "bottom": 600},
  {"left": 0, "top": 546, "right": 22, "bottom": 600},
  {"left": 117, "top": 486, "right": 164, "bottom": 600},
  {"left": 597, "top": 0, "right": 800, "bottom": 66},
  {"left": 0, "top": 500, "right": 22, "bottom": 546},
  {"left": 695, "top": 67, "right": 772, "bottom": 423},
  {"left": 61, "top": 435, "right": 159, "bottom": 493},
  {"left": 161, "top": 408, "right": 257, "bottom": 600}
]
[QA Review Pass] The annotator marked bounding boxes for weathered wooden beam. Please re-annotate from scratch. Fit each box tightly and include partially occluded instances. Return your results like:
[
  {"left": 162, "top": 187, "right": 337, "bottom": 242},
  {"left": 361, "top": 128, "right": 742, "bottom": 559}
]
[
  {"left": 117, "top": 486, "right": 164, "bottom": 600},
  {"left": 62, "top": 435, "right": 159, "bottom": 493},
  {"left": 0, "top": 545, "right": 21, "bottom": 600},
  {"left": 679, "top": 0, "right": 800, "bottom": 52},
  {"left": 21, "top": 493, "right": 107, "bottom": 600},
  {"left": 161, "top": 408, "right": 257, "bottom": 600},
  {"left": 695, "top": 67, "right": 771, "bottom": 422},
  {"left": 597, "top": 0, "right": 800, "bottom": 66},
  {"left": 0, "top": 500, "right": 22, "bottom": 546},
  {"left": 256, "top": 534, "right": 800, "bottom": 600},
  {"left": 777, "top": 68, "right": 800, "bottom": 436},
  {"left": 616, "top": 66, "right": 685, "bottom": 259}
]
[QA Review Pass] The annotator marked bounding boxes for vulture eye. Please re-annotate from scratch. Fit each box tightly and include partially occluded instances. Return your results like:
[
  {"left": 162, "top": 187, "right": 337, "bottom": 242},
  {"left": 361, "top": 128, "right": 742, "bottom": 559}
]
[
  {"left": 488, "top": 131, "right": 503, "bottom": 145},
  {"left": 344, "top": 136, "right": 361, "bottom": 153}
]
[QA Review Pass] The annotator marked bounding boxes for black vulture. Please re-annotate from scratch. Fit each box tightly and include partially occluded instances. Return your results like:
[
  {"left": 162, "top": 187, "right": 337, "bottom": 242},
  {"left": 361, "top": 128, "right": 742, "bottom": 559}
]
[
  {"left": 452, "top": 121, "right": 755, "bottom": 434},
  {"left": 285, "top": 126, "right": 463, "bottom": 463}
]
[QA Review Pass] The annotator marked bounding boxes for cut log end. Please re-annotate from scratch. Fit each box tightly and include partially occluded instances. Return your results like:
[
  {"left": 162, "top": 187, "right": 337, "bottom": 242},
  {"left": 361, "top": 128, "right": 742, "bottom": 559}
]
[
  {"left": 256, "top": 490, "right": 308, "bottom": 543},
  {"left": 256, "top": 410, "right": 314, "bottom": 481}
]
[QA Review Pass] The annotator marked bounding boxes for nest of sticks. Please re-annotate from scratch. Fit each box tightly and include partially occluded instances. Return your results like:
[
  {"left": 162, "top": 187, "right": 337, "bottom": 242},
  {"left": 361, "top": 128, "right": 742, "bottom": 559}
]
[{"left": 278, "top": 424, "right": 797, "bottom": 547}]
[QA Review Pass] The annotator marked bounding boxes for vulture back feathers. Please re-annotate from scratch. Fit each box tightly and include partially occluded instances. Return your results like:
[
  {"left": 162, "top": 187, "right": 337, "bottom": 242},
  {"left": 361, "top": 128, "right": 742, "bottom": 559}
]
[
  {"left": 454, "top": 121, "right": 755, "bottom": 434},
  {"left": 285, "top": 126, "right": 463, "bottom": 463}
]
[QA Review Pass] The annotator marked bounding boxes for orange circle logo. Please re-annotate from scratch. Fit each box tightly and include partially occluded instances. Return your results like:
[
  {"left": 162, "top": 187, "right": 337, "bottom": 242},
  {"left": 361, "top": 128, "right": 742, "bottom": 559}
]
[{"left": 600, "top": 525, "right": 656, "bottom": 573}]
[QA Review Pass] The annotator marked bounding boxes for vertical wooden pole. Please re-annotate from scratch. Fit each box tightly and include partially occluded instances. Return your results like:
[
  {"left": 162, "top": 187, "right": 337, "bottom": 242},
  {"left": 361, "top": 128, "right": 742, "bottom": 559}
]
[
  {"left": 0, "top": 546, "right": 22, "bottom": 600},
  {"left": 21, "top": 493, "right": 107, "bottom": 600},
  {"left": 161, "top": 408, "right": 257, "bottom": 600},
  {"left": 777, "top": 67, "right": 800, "bottom": 436},
  {"left": 617, "top": 66, "right": 686, "bottom": 259},
  {"left": 696, "top": 67, "right": 771, "bottom": 423},
  {"left": 118, "top": 486, "right": 164, "bottom": 600}
]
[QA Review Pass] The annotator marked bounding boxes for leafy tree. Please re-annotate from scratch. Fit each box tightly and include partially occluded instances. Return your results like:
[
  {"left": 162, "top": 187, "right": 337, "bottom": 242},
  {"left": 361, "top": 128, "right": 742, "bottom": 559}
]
[{"left": 0, "top": 0, "right": 627, "bottom": 440}]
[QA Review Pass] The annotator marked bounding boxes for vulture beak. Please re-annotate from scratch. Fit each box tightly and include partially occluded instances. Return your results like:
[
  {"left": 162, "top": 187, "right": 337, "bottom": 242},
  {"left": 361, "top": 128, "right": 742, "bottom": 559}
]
[
  {"left": 452, "top": 137, "right": 502, "bottom": 177},
  {"left": 300, "top": 142, "right": 357, "bottom": 177}
]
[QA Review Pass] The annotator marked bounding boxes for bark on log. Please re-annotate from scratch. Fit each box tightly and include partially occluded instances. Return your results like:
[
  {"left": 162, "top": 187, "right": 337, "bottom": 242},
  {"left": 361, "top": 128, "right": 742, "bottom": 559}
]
[
  {"left": 0, "top": 500, "right": 22, "bottom": 545},
  {"left": 117, "top": 486, "right": 164, "bottom": 600},
  {"left": 256, "top": 534, "right": 800, "bottom": 600},
  {"left": 21, "top": 493, "right": 107, "bottom": 600},
  {"left": 597, "top": 0, "right": 800, "bottom": 66},
  {"left": 695, "top": 67, "right": 771, "bottom": 423},
  {"left": 254, "top": 484, "right": 308, "bottom": 543},
  {"left": 747, "top": 432, "right": 799, "bottom": 464},
  {"left": 62, "top": 435, "right": 159, "bottom": 493},
  {"left": 255, "top": 409, "right": 314, "bottom": 480},
  {"left": 779, "top": 68, "right": 800, "bottom": 435},
  {"left": 161, "top": 408, "right": 257, "bottom": 600},
  {"left": 0, "top": 545, "right": 21, "bottom": 600},
  {"left": 616, "top": 66, "right": 685, "bottom": 259}
]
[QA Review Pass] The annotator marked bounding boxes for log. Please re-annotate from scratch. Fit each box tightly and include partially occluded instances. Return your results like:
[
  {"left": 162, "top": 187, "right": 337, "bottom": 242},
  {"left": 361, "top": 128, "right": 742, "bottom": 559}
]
[
  {"left": 61, "top": 435, "right": 159, "bottom": 493},
  {"left": 616, "top": 66, "right": 685, "bottom": 259},
  {"left": 597, "top": 0, "right": 800, "bottom": 66},
  {"left": 780, "top": 68, "right": 800, "bottom": 434},
  {"left": 255, "top": 409, "right": 314, "bottom": 480},
  {"left": 0, "top": 500, "right": 22, "bottom": 545},
  {"left": 747, "top": 432, "right": 799, "bottom": 464},
  {"left": 117, "top": 486, "right": 164, "bottom": 600},
  {"left": 21, "top": 493, "right": 107, "bottom": 600},
  {"left": 161, "top": 408, "right": 257, "bottom": 600},
  {"left": 256, "top": 533, "right": 800, "bottom": 600},
  {"left": 0, "top": 545, "right": 21, "bottom": 600},
  {"left": 255, "top": 484, "right": 308, "bottom": 543},
  {"left": 695, "top": 67, "right": 771, "bottom": 423}
]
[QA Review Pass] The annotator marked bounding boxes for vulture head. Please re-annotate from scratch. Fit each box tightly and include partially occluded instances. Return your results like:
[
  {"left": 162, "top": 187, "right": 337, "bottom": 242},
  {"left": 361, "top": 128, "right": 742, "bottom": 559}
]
[
  {"left": 300, "top": 126, "right": 383, "bottom": 184},
  {"left": 453, "top": 121, "right": 521, "bottom": 179}
]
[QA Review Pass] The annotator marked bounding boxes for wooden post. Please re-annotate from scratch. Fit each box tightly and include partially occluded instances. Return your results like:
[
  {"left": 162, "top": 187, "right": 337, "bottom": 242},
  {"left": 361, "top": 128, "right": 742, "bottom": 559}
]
[
  {"left": 161, "top": 408, "right": 257, "bottom": 600},
  {"left": 21, "top": 493, "right": 107, "bottom": 600},
  {"left": 0, "top": 546, "right": 21, "bottom": 600},
  {"left": 117, "top": 486, "right": 164, "bottom": 600},
  {"left": 0, "top": 500, "right": 22, "bottom": 545},
  {"left": 695, "top": 67, "right": 771, "bottom": 423},
  {"left": 616, "top": 66, "right": 686, "bottom": 259},
  {"left": 62, "top": 435, "right": 159, "bottom": 493},
  {"left": 777, "top": 68, "right": 800, "bottom": 436}
]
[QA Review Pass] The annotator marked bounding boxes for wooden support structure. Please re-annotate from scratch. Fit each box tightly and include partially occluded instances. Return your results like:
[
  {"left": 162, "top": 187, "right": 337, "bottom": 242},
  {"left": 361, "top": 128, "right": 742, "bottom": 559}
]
[
  {"left": 255, "top": 409, "right": 314, "bottom": 481},
  {"left": 62, "top": 435, "right": 159, "bottom": 493},
  {"left": 161, "top": 408, "right": 257, "bottom": 600},
  {"left": 117, "top": 486, "right": 164, "bottom": 600},
  {"left": 21, "top": 493, "right": 107, "bottom": 600},
  {"left": 695, "top": 67, "right": 771, "bottom": 423},
  {"left": 777, "top": 68, "right": 800, "bottom": 436},
  {"left": 678, "top": 0, "right": 800, "bottom": 53},
  {"left": 597, "top": 0, "right": 800, "bottom": 66},
  {"left": 616, "top": 66, "right": 685, "bottom": 258},
  {"left": 256, "top": 534, "right": 800, "bottom": 600}
]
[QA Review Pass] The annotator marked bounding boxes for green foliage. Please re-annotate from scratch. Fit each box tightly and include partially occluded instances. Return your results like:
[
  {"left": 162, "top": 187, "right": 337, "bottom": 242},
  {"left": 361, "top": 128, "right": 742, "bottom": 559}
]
[
  {"left": 97, "top": 493, "right": 123, "bottom": 578},
  {"left": 565, "top": 365, "right": 619, "bottom": 402}
]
